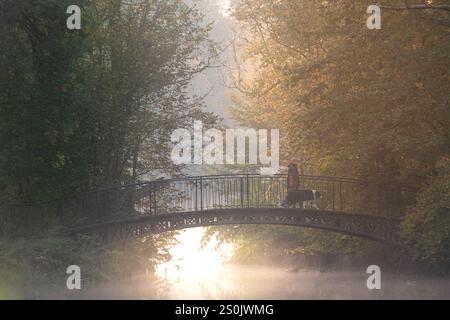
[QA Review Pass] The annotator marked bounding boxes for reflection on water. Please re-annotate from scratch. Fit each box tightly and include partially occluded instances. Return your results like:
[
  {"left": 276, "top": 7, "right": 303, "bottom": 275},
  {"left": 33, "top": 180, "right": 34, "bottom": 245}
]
[
  {"left": 23, "top": 265, "right": 450, "bottom": 300},
  {"left": 156, "top": 265, "right": 450, "bottom": 300},
  {"left": 15, "top": 227, "right": 450, "bottom": 299},
  {"left": 155, "top": 228, "right": 233, "bottom": 299},
  {"left": 150, "top": 228, "right": 450, "bottom": 300}
]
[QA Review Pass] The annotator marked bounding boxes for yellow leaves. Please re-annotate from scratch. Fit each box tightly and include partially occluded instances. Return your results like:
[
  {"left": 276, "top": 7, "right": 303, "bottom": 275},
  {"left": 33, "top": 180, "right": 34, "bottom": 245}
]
[
  {"left": 284, "top": 247, "right": 305, "bottom": 255},
  {"left": 404, "top": 158, "right": 418, "bottom": 169},
  {"left": 415, "top": 81, "right": 424, "bottom": 90},
  {"left": 412, "top": 42, "right": 423, "bottom": 51},
  {"left": 54, "top": 153, "right": 66, "bottom": 169}
]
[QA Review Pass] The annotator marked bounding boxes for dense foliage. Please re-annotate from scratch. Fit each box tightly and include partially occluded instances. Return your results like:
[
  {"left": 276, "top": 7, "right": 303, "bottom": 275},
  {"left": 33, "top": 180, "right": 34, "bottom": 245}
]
[
  {"left": 0, "top": 0, "right": 219, "bottom": 203},
  {"left": 0, "top": 0, "right": 448, "bottom": 281},
  {"left": 0, "top": 0, "right": 219, "bottom": 288},
  {"left": 0, "top": 234, "right": 176, "bottom": 298},
  {"left": 211, "top": 0, "right": 450, "bottom": 271}
]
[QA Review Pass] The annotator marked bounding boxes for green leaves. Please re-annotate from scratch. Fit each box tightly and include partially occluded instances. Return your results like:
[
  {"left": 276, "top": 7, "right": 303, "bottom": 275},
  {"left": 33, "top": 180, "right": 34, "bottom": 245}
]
[
  {"left": 401, "top": 156, "right": 450, "bottom": 273},
  {"left": 0, "top": 0, "right": 219, "bottom": 201}
]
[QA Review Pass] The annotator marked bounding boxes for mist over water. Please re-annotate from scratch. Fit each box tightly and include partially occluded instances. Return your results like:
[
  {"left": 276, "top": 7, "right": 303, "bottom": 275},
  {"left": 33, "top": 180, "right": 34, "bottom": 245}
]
[
  {"left": 155, "top": 265, "right": 450, "bottom": 300},
  {"left": 30, "top": 265, "right": 450, "bottom": 300},
  {"left": 13, "top": 227, "right": 450, "bottom": 300},
  {"left": 18, "top": 228, "right": 450, "bottom": 300}
]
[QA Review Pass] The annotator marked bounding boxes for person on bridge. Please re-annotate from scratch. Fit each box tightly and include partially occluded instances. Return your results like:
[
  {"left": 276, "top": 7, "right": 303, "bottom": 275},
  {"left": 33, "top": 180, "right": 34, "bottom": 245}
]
[
  {"left": 282, "top": 159, "right": 300, "bottom": 207},
  {"left": 287, "top": 159, "right": 300, "bottom": 191}
]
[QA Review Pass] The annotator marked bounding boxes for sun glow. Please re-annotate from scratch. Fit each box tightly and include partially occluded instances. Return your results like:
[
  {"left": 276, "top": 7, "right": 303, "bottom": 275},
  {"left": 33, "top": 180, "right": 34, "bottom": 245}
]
[
  {"left": 219, "top": 0, "right": 232, "bottom": 17},
  {"left": 156, "top": 228, "right": 234, "bottom": 298}
]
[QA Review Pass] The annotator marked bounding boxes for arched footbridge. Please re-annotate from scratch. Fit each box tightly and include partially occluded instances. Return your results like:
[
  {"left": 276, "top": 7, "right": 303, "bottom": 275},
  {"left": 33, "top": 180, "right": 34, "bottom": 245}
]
[{"left": 1, "top": 175, "right": 413, "bottom": 245}]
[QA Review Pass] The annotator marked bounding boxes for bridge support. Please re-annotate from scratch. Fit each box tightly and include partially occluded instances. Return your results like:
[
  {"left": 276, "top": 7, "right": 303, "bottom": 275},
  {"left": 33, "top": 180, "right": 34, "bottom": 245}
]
[{"left": 69, "top": 208, "right": 401, "bottom": 245}]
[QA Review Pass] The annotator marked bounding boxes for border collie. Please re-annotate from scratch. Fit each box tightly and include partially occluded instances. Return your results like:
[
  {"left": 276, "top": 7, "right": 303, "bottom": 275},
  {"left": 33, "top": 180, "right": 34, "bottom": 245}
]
[{"left": 285, "top": 189, "right": 321, "bottom": 209}]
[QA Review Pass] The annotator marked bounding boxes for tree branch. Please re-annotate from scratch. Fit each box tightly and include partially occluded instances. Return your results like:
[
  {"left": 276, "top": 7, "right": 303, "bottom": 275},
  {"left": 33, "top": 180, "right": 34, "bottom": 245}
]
[{"left": 378, "top": 2, "right": 450, "bottom": 12}]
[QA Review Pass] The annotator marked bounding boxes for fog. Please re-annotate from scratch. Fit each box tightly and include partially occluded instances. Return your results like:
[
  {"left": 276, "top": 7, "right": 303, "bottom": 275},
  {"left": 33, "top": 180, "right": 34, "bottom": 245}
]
[
  {"left": 155, "top": 255, "right": 450, "bottom": 300},
  {"left": 24, "top": 264, "right": 450, "bottom": 300},
  {"left": 20, "top": 227, "right": 450, "bottom": 300}
]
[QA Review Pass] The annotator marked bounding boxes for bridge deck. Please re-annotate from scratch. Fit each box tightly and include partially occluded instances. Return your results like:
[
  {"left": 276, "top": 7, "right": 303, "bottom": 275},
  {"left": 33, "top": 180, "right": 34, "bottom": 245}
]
[{"left": 1, "top": 174, "right": 411, "bottom": 244}]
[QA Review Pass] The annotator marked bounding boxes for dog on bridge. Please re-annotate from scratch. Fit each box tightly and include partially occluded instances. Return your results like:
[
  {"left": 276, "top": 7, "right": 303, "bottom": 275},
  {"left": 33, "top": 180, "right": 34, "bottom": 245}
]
[{"left": 285, "top": 189, "right": 321, "bottom": 209}]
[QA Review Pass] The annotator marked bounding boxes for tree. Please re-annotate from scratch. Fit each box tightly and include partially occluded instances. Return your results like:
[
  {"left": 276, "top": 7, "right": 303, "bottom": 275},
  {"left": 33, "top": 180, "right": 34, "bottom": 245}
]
[
  {"left": 402, "top": 156, "right": 450, "bottom": 273},
  {"left": 216, "top": 0, "right": 449, "bottom": 268},
  {"left": 0, "top": 0, "right": 220, "bottom": 202},
  {"left": 229, "top": 0, "right": 449, "bottom": 188}
]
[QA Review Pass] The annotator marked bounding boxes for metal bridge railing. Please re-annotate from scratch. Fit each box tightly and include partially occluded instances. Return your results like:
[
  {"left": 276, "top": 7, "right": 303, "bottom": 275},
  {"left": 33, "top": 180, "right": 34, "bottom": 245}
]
[{"left": 0, "top": 174, "right": 412, "bottom": 237}]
